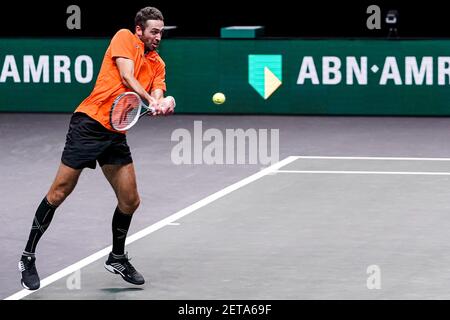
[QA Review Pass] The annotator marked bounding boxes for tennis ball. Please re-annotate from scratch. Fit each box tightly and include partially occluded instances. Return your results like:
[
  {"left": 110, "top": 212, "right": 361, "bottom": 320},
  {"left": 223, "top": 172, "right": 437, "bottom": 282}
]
[{"left": 212, "top": 92, "right": 226, "bottom": 105}]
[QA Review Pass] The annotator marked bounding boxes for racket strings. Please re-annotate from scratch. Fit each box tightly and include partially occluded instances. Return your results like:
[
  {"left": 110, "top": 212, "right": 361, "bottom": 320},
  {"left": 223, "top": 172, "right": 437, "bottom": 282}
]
[{"left": 111, "top": 95, "right": 141, "bottom": 130}]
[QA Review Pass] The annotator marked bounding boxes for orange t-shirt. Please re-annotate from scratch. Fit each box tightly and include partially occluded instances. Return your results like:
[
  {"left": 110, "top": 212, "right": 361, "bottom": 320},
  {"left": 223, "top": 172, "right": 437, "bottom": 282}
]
[{"left": 75, "top": 29, "right": 166, "bottom": 132}]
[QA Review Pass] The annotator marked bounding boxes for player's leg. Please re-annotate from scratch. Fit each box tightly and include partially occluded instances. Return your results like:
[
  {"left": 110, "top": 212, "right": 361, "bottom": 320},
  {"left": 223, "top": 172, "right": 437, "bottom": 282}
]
[
  {"left": 101, "top": 163, "right": 145, "bottom": 285},
  {"left": 20, "top": 163, "right": 82, "bottom": 290},
  {"left": 102, "top": 163, "right": 140, "bottom": 215},
  {"left": 102, "top": 163, "right": 140, "bottom": 257},
  {"left": 46, "top": 162, "right": 83, "bottom": 206},
  {"left": 19, "top": 112, "right": 103, "bottom": 290}
]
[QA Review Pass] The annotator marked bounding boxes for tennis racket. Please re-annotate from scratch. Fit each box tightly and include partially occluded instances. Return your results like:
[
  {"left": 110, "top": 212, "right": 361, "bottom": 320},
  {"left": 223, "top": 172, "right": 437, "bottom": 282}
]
[{"left": 110, "top": 92, "right": 175, "bottom": 131}]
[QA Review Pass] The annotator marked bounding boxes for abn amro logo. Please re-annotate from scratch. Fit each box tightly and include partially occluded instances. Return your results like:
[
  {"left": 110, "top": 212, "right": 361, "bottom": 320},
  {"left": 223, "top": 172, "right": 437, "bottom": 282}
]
[{"left": 248, "top": 55, "right": 282, "bottom": 99}]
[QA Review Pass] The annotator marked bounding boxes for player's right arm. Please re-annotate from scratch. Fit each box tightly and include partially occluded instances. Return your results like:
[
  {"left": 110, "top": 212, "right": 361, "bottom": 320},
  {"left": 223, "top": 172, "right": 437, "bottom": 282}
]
[{"left": 115, "top": 57, "right": 158, "bottom": 108}]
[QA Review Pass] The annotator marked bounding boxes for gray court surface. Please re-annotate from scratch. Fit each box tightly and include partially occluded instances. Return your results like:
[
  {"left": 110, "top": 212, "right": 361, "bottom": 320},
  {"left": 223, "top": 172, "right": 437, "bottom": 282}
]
[{"left": 3, "top": 114, "right": 450, "bottom": 299}]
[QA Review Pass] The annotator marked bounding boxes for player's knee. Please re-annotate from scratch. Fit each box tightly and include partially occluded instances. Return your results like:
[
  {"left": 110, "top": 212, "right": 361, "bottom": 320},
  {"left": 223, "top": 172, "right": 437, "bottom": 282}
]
[
  {"left": 120, "top": 195, "right": 140, "bottom": 214},
  {"left": 48, "top": 184, "right": 74, "bottom": 206},
  {"left": 131, "top": 196, "right": 141, "bottom": 212},
  {"left": 47, "top": 189, "right": 67, "bottom": 206}
]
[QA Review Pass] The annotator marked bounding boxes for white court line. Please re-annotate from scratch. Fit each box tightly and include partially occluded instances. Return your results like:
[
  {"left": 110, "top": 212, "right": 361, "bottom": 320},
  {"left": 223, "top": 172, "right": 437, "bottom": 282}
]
[
  {"left": 4, "top": 156, "right": 299, "bottom": 300},
  {"left": 276, "top": 170, "right": 450, "bottom": 176},
  {"left": 296, "top": 156, "right": 450, "bottom": 161}
]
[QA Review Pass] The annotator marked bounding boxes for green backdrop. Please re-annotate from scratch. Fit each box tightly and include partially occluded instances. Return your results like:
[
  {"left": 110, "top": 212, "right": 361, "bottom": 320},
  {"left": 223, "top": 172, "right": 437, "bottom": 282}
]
[{"left": 1, "top": 38, "right": 450, "bottom": 115}]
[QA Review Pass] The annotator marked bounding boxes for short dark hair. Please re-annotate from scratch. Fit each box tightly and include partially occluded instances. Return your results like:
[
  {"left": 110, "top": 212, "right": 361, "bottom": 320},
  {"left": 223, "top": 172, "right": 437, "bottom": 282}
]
[{"left": 135, "top": 7, "right": 164, "bottom": 29}]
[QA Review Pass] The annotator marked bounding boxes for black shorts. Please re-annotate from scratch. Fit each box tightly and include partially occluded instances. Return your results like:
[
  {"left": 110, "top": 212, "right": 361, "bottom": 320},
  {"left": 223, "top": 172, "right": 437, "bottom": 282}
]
[{"left": 61, "top": 112, "right": 133, "bottom": 170}]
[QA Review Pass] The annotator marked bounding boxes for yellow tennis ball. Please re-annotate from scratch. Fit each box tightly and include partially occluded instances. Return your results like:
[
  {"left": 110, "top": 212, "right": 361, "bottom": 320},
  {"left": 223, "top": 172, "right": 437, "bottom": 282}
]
[{"left": 212, "top": 92, "right": 226, "bottom": 105}]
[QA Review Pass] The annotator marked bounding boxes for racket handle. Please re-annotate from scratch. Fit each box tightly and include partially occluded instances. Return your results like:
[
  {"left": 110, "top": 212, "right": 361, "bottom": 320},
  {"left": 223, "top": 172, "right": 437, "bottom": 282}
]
[{"left": 139, "top": 105, "right": 156, "bottom": 118}]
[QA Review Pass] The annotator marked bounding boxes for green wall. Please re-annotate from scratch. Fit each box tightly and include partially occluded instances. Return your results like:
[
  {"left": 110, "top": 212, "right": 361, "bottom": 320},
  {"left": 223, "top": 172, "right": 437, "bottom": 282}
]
[{"left": 1, "top": 38, "right": 450, "bottom": 115}]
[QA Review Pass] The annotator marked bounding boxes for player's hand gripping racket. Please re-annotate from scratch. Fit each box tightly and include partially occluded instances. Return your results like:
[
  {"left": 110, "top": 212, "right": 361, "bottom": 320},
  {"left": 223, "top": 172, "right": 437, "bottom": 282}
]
[{"left": 110, "top": 92, "right": 175, "bottom": 131}]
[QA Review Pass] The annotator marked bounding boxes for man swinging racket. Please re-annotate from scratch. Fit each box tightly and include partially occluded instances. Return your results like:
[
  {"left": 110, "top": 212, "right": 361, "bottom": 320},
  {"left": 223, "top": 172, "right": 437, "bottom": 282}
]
[{"left": 18, "top": 6, "right": 175, "bottom": 290}]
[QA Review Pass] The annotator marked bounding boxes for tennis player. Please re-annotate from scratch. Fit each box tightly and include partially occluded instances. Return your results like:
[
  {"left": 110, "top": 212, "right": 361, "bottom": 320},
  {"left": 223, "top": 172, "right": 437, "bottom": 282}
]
[{"left": 18, "top": 6, "right": 174, "bottom": 290}]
